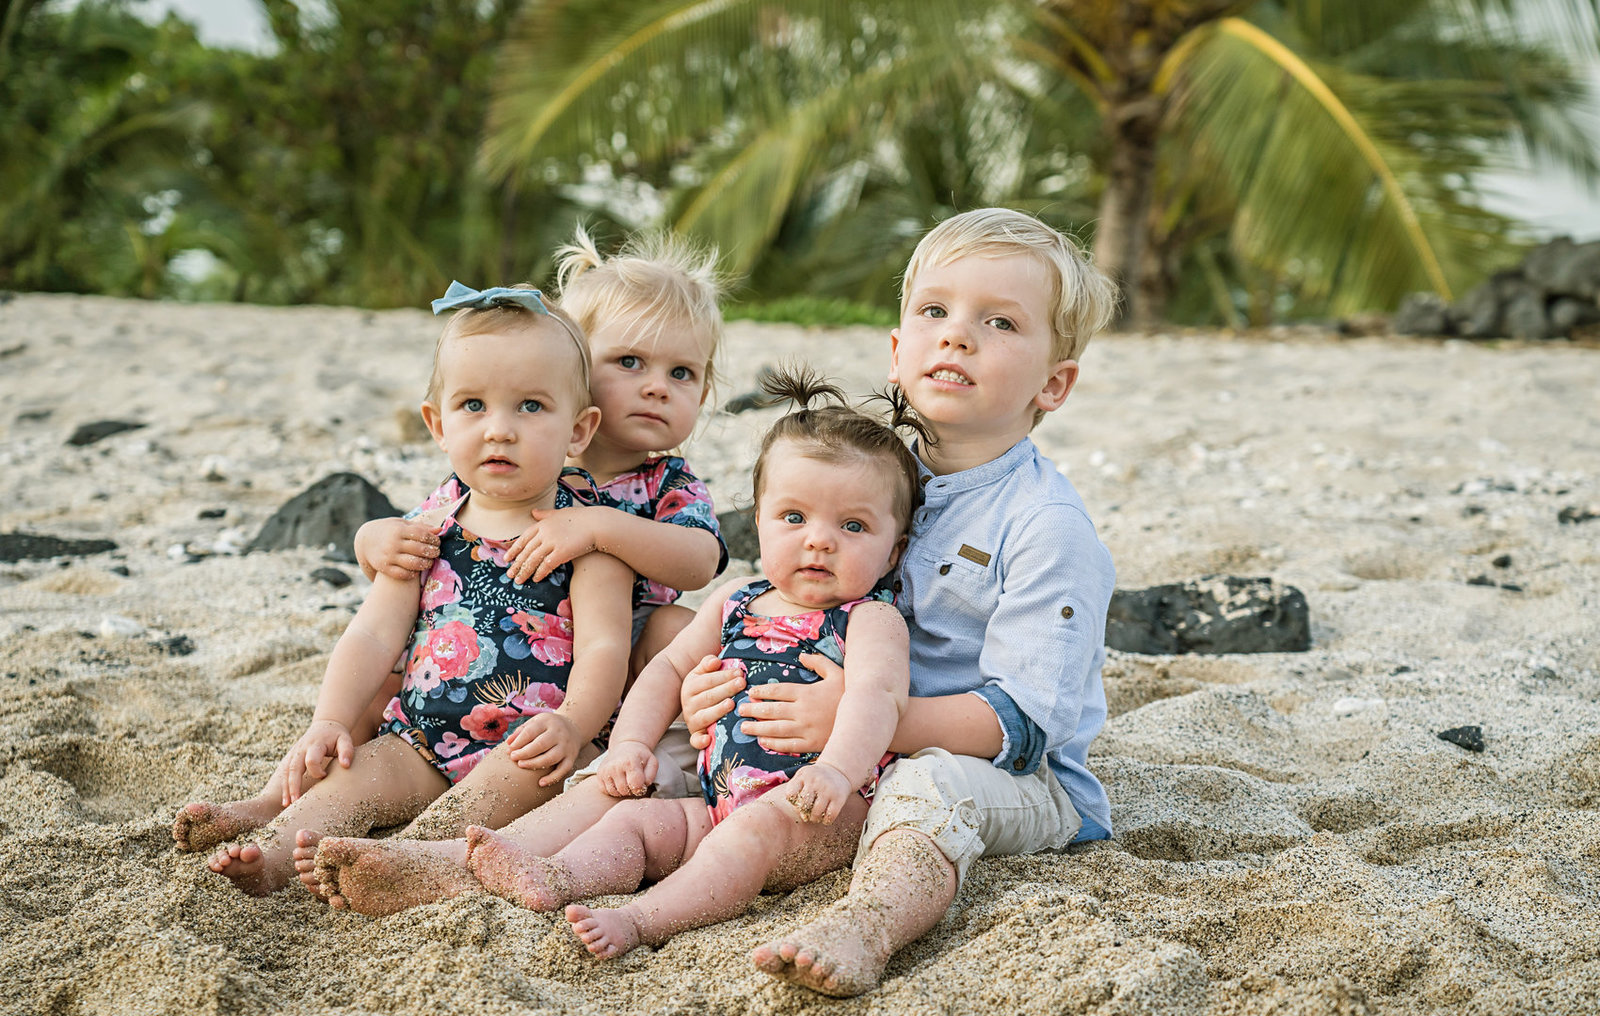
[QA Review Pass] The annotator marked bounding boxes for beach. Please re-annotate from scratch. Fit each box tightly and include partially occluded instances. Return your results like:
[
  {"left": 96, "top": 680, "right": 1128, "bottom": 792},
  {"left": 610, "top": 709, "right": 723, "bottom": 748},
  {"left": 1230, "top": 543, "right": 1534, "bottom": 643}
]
[{"left": 1, "top": 292, "right": 1597, "bottom": 1015}]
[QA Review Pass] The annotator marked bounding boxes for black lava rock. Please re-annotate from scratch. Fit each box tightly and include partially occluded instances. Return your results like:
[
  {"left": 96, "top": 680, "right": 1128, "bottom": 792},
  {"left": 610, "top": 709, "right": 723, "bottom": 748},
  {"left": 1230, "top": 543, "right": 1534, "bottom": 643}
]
[
  {"left": 0, "top": 532, "right": 118, "bottom": 563},
  {"left": 246, "top": 472, "right": 399, "bottom": 563},
  {"left": 1106, "top": 576, "right": 1311, "bottom": 655},
  {"left": 1437, "top": 725, "right": 1485, "bottom": 753},
  {"left": 311, "top": 566, "right": 354, "bottom": 588},
  {"left": 67, "top": 420, "right": 146, "bottom": 446},
  {"left": 715, "top": 508, "right": 758, "bottom": 562}
]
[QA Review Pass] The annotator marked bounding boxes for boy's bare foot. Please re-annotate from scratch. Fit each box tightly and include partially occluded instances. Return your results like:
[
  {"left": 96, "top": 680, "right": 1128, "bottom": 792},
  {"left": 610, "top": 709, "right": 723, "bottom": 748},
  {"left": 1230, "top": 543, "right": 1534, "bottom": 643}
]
[
  {"left": 205, "top": 840, "right": 288, "bottom": 896},
  {"left": 172, "top": 798, "right": 280, "bottom": 853},
  {"left": 750, "top": 901, "right": 895, "bottom": 998},
  {"left": 566, "top": 903, "right": 643, "bottom": 959},
  {"left": 463, "top": 825, "right": 572, "bottom": 911},
  {"left": 310, "top": 836, "right": 479, "bottom": 917}
]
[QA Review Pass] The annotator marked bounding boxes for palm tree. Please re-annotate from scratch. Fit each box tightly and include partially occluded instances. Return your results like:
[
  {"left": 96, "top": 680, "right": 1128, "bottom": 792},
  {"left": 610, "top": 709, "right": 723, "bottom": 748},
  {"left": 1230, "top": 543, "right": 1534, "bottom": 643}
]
[{"left": 484, "top": 0, "right": 1600, "bottom": 326}]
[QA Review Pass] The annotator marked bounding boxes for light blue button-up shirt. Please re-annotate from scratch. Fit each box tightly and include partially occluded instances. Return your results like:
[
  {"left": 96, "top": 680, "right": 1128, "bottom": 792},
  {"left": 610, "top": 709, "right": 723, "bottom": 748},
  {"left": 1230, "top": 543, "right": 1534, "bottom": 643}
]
[{"left": 898, "top": 438, "right": 1114, "bottom": 840}]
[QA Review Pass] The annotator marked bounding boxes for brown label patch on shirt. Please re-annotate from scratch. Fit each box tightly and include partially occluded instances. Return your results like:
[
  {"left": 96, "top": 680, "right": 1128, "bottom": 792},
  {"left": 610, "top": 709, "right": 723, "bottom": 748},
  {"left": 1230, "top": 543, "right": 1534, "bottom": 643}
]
[{"left": 957, "top": 544, "right": 991, "bottom": 567}]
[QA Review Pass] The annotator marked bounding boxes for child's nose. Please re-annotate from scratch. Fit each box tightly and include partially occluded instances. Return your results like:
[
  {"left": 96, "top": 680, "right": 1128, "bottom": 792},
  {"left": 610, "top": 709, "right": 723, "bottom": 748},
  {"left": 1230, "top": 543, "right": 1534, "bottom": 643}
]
[
  {"left": 641, "top": 369, "right": 669, "bottom": 398},
  {"left": 483, "top": 411, "right": 516, "bottom": 441},
  {"left": 938, "top": 321, "right": 974, "bottom": 351},
  {"left": 804, "top": 524, "right": 835, "bottom": 550}
]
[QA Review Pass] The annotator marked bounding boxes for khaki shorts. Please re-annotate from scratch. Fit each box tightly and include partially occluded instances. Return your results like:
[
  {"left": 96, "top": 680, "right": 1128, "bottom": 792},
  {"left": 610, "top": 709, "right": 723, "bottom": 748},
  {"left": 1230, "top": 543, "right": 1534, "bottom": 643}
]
[
  {"left": 856, "top": 747, "right": 1082, "bottom": 886},
  {"left": 564, "top": 720, "right": 701, "bottom": 800}
]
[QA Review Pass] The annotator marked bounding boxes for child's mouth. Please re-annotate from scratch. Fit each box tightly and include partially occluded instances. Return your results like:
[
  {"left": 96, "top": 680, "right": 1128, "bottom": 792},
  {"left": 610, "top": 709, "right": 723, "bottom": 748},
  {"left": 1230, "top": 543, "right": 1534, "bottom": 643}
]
[{"left": 929, "top": 368, "right": 973, "bottom": 385}]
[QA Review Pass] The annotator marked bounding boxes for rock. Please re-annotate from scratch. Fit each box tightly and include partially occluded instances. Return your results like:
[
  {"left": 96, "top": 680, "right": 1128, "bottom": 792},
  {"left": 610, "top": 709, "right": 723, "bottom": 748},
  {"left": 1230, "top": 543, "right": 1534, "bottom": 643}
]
[
  {"left": 197, "top": 507, "right": 227, "bottom": 519},
  {"left": 153, "top": 635, "right": 196, "bottom": 656},
  {"left": 99, "top": 615, "right": 146, "bottom": 638},
  {"left": 1106, "top": 576, "right": 1311, "bottom": 655},
  {"left": 1437, "top": 725, "right": 1484, "bottom": 752},
  {"left": 1531, "top": 238, "right": 1600, "bottom": 298},
  {"left": 1558, "top": 505, "right": 1598, "bottom": 524},
  {"left": 245, "top": 472, "right": 399, "bottom": 562},
  {"left": 720, "top": 365, "right": 779, "bottom": 414},
  {"left": 310, "top": 566, "right": 353, "bottom": 588},
  {"left": 1337, "top": 312, "right": 1390, "bottom": 337},
  {"left": 1491, "top": 554, "right": 1512, "bottom": 568},
  {"left": 1501, "top": 280, "right": 1557, "bottom": 339},
  {"left": 66, "top": 420, "right": 146, "bottom": 446},
  {"left": 1549, "top": 297, "right": 1600, "bottom": 332},
  {"left": 1392, "top": 293, "right": 1451, "bottom": 336},
  {"left": 715, "top": 508, "right": 758, "bottom": 562},
  {"left": 0, "top": 532, "right": 118, "bottom": 563},
  {"left": 1452, "top": 277, "right": 1505, "bottom": 338}
]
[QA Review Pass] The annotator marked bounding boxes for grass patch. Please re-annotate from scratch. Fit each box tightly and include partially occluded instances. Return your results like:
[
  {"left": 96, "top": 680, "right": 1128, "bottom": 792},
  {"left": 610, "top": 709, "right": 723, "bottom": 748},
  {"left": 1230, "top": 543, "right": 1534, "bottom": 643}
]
[{"left": 724, "top": 295, "right": 895, "bottom": 329}]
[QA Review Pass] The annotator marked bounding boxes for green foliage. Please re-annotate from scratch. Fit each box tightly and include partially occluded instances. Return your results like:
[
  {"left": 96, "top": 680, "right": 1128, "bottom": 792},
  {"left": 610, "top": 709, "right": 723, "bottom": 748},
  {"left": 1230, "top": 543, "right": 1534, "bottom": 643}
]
[{"left": 724, "top": 295, "right": 896, "bottom": 327}]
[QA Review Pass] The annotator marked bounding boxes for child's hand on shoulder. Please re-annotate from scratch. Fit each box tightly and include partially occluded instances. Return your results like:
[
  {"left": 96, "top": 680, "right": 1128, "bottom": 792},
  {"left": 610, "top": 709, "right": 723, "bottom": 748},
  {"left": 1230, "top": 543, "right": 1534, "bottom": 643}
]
[
  {"left": 276, "top": 719, "right": 355, "bottom": 805},
  {"left": 785, "top": 760, "right": 856, "bottom": 825},
  {"left": 506, "top": 711, "right": 583, "bottom": 786},
  {"left": 354, "top": 517, "right": 438, "bottom": 581},
  {"left": 506, "top": 506, "right": 607, "bottom": 584},
  {"left": 596, "top": 739, "right": 658, "bottom": 798}
]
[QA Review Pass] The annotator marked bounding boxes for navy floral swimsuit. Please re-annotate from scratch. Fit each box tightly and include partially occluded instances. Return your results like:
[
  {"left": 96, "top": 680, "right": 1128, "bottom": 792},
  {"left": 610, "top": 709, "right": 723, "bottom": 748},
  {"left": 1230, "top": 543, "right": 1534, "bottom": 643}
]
[
  {"left": 698, "top": 579, "right": 897, "bottom": 824},
  {"left": 381, "top": 479, "right": 594, "bottom": 783}
]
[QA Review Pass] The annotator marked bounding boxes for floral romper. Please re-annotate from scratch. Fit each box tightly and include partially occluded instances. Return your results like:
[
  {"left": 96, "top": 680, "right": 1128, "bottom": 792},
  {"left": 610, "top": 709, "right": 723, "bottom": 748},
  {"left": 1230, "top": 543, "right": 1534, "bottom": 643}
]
[
  {"left": 381, "top": 478, "right": 595, "bottom": 783},
  {"left": 698, "top": 579, "right": 897, "bottom": 824}
]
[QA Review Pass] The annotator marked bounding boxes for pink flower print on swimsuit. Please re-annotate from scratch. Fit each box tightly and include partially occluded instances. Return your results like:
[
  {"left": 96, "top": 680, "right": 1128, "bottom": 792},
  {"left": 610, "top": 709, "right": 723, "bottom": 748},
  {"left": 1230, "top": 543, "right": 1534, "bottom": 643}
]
[
  {"left": 381, "top": 479, "right": 596, "bottom": 783},
  {"left": 697, "top": 579, "right": 896, "bottom": 825}
]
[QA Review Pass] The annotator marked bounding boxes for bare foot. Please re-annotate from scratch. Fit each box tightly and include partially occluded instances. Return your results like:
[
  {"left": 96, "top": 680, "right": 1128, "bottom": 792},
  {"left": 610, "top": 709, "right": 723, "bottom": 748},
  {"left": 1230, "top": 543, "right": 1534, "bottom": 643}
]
[
  {"left": 173, "top": 798, "right": 281, "bottom": 853},
  {"left": 750, "top": 901, "right": 895, "bottom": 998},
  {"left": 291, "top": 829, "right": 332, "bottom": 901},
  {"left": 566, "top": 903, "right": 643, "bottom": 959},
  {"left": 310, "top": 835, "right": 478, "bottom": 917},
  {"left": 463, "top": 825, "right": 573, "bottom": 911},
  {"left": 205, "top": 840, "right": 289, "bottom": 896}
]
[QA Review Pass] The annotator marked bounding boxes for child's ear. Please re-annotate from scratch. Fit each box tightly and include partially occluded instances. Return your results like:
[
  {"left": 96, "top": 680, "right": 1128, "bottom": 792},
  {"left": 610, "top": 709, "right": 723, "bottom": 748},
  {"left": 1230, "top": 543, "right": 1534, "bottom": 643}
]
[
  {"left": 887, "top": 329, "right": 902, "bottom": 384},
  {"left": 1034, "top": 359, "right": 1079, "bottom": 413},
  {"left": 887, "top": 532, "right": 908, "bottom": 573},
  {"left": 420, "top": 402, "right": 446, "bottom": 449},
  {"left": 567, "top": 405, "right": 602, "bottom": 456}
]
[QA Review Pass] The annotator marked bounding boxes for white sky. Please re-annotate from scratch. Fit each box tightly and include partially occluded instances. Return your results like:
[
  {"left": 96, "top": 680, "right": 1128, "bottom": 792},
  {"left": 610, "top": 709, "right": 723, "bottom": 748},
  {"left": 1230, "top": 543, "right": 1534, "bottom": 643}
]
[{"left": 149, "top": 0, "right": 1600, "bottom": 240}]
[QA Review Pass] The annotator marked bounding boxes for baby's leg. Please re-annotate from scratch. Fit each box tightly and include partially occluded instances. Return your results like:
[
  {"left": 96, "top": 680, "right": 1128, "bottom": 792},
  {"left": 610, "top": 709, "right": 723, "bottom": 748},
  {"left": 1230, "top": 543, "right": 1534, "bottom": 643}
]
[
  {"left": 205, "top": 734, "right": 445, "bottom": 896},
  {"left": 175, "top": 671, "right": 401, "bottom": 852},
  {"left": 568, "top": 792, "right": 867, "bottom": 960},
  {"left": 470, "top": 796, "right": 709, "bottom": 912},
  {"left": 297, "top": 768, "right": 631, "bottom": 914},
  {"left": 397, "top": 738, "right": 600, "bottom": 840}
]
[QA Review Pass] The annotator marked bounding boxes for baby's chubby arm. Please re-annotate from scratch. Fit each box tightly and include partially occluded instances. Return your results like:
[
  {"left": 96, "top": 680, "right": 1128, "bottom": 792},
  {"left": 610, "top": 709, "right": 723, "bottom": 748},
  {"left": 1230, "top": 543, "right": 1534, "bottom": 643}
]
[
  {"left": 280, "top": 573, "right": 419, "bottom": 801},
  {"left": 506, "top": 552, "right": 634, "bottom": 785},
  {"left": 506, "top": 506, "right": 721, "bottom": 590},
  {"left": 786, "top": 602, "right": 909, "bottom": 824},
  {"left": 353, "top": 516, "right": 439, "bottom": 581}
]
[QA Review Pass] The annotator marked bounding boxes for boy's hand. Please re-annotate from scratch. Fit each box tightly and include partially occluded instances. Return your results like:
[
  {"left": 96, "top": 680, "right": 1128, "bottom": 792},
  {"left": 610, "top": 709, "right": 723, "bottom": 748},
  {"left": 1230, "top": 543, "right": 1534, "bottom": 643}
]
[
  {"left": 506, "top": 711, "right": 582, "bottom": 786},
  {"left": 505, "top": 507, "right": 603, "bottom": 584},
  {"left": 740, "top": 651, "right": 841, "bottom": 755},
  {"left": 596, "top": 739, "right": 658, "bottom": 798},
  {"left": 786, "top": 760, "right": 855, "bottom": 825},
  {"left": 278, "top": 720, "right": 355, "bottom": 805},
  {"left": 680, "top": 656, "right": 744, "bottom": 750},
  {"left": 355, "top": 517, "right": 438, "bottom": 581}
]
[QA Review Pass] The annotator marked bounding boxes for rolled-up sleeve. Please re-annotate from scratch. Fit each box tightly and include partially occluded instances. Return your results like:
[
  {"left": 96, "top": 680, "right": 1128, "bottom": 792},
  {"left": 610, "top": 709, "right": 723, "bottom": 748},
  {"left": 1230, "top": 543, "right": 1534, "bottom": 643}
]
[{"left": 969, "top": 684, "right": 1047, "bottom": 774}]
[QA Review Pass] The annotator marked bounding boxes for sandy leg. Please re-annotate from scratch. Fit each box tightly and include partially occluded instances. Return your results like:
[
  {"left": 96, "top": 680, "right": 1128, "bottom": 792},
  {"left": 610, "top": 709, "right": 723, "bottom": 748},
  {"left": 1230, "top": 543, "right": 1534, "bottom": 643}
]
[
  {"left": 173, "top": 796, "right": 282, "bottom": 853},
  {"left": 206, "top": 837, "right": 290, "bottom": 896},
  {"left": 308, "top": 835, "right": 475, "bottom": 917},
  {"left": 750, "top": 829, "right": 956, "bottom": 998},
  {"left": 566, "top": 903, "right": 645, "bottom": 959},
  {"left": 463, "top": 825, "right": 575, "bottom": 911}
]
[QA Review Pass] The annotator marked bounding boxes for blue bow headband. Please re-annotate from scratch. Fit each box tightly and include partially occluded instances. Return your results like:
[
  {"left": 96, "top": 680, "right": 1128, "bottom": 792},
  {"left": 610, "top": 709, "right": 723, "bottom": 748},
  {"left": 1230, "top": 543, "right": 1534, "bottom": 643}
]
[{"left": 431, "top": 280, "right": 552, "bottom": 316}]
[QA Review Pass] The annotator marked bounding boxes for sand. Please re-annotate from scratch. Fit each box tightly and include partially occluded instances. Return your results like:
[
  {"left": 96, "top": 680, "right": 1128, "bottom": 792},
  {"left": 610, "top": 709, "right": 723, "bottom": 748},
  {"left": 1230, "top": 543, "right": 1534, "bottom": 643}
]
[{"left": 1, "top": 292, "right": 1597, "bottom": 1015}]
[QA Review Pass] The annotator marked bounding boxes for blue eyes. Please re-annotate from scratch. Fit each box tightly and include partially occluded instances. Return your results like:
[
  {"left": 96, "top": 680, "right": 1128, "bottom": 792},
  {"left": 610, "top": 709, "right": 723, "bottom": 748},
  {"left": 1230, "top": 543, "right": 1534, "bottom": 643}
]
[
  {"left": 780, "top": 511, "right": 866, "bottom": 533},
  {"left": 460, "top": 398, "right": 541, "bottom": 412},
  {"left": 463, "top": 398, "right": 484, "bottom": 412},
  {"left": 671, "top": 366, "right": 693, "bottom": 381},
  {"left": 843, "top": 520, "right": 864, "bottom": 533},
  {"left": 988, "top": 317, "right": 1014, "bottom": 331},
  {"left": 520, "top": 399, "right": 543, "bottom": 413},
  {"left": 783, "top": 511, "right": 804, "bottom": 524},
  {"left": 619, "top": 355, "right": 641, "bottom": 369}
]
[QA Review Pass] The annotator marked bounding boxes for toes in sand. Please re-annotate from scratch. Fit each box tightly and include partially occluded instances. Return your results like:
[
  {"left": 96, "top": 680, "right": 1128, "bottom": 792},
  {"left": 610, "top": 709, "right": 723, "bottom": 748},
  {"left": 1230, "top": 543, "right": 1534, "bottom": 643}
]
[
  {"left": 292, "top": 829, "right": 335, "bottom": 904},
  {"left": 750, "top": 906, "right": 892, "bottom": 998},
  {"left": 464, "top": 825, "right": 571, "bottom": 911},
  {"left": 205, "top": 840, "right": 284, "bottom": 897},
  {"left": 311, "top": 836, "right": 477, "bottom": 918},
  {"left": 172, "top": 798, "right": 279, "bottom": 853},
  {"left": 566, "top": 904, "right": 641, "bottom": 959}
]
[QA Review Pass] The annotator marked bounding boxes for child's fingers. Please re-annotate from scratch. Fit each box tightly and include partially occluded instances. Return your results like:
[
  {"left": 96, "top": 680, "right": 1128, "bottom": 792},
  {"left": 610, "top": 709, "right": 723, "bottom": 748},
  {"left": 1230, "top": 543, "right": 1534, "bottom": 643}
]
[
  {"left": 337, "top": 732, "right": 354, "bottom": 768},
  {"left": 688, "top": 730, "right": 711, "bottom": 750}
]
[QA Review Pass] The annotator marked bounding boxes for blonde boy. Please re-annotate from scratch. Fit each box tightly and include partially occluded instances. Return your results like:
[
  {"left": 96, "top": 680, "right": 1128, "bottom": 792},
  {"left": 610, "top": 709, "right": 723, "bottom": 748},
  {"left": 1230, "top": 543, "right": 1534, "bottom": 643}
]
[{"left": 685, "top": 207, "right": 1119, "bottom": 996}]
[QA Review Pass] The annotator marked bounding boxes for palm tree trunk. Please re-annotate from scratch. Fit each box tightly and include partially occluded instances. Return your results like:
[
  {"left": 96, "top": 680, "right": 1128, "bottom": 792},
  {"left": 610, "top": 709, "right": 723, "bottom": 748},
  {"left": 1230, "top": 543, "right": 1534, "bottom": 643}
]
[{"left": 1094, "top": 96, "right": 1163, "bottom": 330}]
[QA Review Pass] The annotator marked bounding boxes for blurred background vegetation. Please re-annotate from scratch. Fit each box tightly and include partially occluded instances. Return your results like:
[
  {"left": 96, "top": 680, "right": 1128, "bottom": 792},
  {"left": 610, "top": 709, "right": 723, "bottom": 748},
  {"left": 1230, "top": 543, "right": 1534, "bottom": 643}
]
[{"left": 4, "top": 0, "right": 1598, "bottom": 326}]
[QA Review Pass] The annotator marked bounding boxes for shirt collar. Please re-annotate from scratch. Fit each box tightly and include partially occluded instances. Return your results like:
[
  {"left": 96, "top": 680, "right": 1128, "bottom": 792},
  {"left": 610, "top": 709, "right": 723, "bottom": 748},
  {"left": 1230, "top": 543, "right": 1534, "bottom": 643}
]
[{"left": 914, "top": 437, "right": 1035, "bottom": 499}]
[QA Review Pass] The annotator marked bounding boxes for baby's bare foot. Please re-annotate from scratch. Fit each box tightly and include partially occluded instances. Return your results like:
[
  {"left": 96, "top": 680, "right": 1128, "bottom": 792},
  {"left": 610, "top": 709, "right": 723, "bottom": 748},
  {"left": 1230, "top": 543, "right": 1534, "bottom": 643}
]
[
  {"left": 292, "top": 829, "right": 333, "bottom": 902},
  {"left": 206, "top": 840, "right": 288, "bottom": 896},
  {"left": 750, "top": 901, "right": 894, "bottom": 998},
  {"left": 566, "top": 903, "right": 642, "bottom": 959},
  {"left": 312, "top": 836, "right": 478, "bottom": 917},
  {"left": 464, "top": 825, "right": 572, "bottom": 911},
  {"left": 173, "top": 797, "right": 280, "bottom": 853}
]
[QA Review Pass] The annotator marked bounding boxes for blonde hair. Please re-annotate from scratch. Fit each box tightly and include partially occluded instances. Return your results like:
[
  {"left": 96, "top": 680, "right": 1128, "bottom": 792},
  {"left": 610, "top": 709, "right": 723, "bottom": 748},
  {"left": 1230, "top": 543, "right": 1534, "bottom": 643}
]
[
  {"left": 426, "top": 287, "right": 591, "bottom": 408},
  {"left": 555, "top": 226, "right": 725, "bottom": 398},
  {"left": 901, "top": 207, "right": 1117, "bottom": 364}
]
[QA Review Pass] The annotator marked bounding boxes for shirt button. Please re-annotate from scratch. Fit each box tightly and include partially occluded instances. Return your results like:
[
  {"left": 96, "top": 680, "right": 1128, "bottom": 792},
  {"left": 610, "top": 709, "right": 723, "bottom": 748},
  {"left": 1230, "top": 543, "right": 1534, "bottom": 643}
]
[
  {"left": 939, "top": 563, "right": 951, "bottom": 575},
  {"left": 1012, "top": 758, "right": 1027, "bottom": 771},
  {"left": 892, "top": 580, "right": 903, "bottom": 593},
  {"left": 1060, "top": 605, "right": 1074, "bottom": 619}
]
